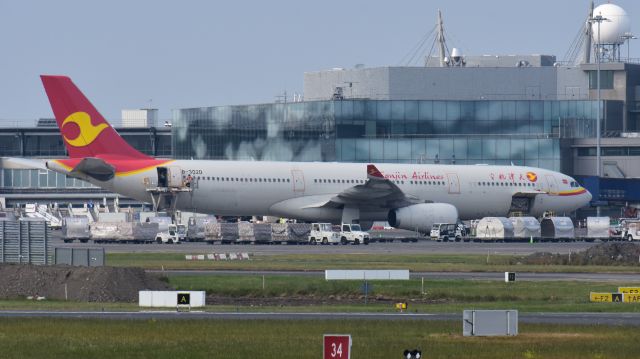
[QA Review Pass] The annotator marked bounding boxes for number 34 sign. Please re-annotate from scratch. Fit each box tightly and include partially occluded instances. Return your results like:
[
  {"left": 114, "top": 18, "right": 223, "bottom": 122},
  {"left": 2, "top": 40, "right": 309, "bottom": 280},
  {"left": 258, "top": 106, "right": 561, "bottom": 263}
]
[{"left": 324, "top": 334, "right": 352, "bottom": 359}]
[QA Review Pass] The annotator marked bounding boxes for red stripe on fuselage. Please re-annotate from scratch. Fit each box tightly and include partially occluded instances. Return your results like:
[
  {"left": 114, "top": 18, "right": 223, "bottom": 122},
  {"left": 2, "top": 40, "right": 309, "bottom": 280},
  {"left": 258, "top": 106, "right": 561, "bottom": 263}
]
[{"left": 557, "top": 188, "right": 587, "bottom": 196}]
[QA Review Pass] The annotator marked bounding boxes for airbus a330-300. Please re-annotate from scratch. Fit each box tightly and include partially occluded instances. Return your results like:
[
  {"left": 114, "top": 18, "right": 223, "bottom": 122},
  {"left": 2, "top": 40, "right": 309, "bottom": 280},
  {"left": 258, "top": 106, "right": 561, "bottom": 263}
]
[{"left": 30, "top": 75, "right": 592, "bottom": 232}]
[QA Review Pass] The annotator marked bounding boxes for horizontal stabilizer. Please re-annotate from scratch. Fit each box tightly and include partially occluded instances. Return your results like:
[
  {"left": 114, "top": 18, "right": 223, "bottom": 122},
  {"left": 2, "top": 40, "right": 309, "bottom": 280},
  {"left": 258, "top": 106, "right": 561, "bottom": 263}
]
[
  {"left": 69, "top": 157, "right": 116, "bottom": 181},
  {"left": 0, "top": 157, "right": 47, "bottom": 170}
]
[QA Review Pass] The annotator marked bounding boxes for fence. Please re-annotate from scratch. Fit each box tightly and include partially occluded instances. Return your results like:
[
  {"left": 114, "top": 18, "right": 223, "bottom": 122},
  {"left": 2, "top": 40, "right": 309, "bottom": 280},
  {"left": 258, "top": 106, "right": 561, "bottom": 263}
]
[
  {"left": 54, "top": 248, "right": 105, "bottom": 267},
  {"left": 0, "top": 218, "right": 51, "bottom": 265}
]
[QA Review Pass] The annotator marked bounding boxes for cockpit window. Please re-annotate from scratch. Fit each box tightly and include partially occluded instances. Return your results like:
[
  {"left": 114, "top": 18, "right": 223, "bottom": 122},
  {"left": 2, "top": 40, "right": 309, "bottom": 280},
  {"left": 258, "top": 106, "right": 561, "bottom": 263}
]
[{"left": 570, "top": 181, "right": 580, "bottom": 188}]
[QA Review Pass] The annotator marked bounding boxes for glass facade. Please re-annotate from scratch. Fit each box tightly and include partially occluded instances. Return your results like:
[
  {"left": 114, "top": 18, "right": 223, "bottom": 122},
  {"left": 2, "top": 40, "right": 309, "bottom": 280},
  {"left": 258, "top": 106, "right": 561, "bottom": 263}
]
[
  {"left": 173, "top": 99, "right": 613, "bottom": 172},
  {"left": 589, "top": 70, "right": 614, "bottom": 89},
  {"left": 0, "top": 129, "right": 172, "bottom": 158},
  {"left": 0, "top": 168, "right": 98, "bottom": 189},
  {"left": 0, "top": 128, "right": 171, "bottom": 192}
]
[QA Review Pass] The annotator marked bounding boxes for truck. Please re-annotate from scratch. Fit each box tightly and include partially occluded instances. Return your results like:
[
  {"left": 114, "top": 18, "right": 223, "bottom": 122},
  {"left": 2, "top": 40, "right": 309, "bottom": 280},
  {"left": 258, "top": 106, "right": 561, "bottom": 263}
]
[
  {"left": 155, "top": 224, "right": 181, "bottom": 244},
  {"left": 175, "top": 224, "right": 187, "bottom": 242},
  {"left": 622, "top": 220, "right": 640, "bottom": 241},
  {"left": 308, "top": 223, "right": 340, "bottom": 245},
  {"left": 430, "top": 223, "right": 464, "bottom": 242},
  {"left": 338, "top": 223, "right": 370, "bottom": 245}
]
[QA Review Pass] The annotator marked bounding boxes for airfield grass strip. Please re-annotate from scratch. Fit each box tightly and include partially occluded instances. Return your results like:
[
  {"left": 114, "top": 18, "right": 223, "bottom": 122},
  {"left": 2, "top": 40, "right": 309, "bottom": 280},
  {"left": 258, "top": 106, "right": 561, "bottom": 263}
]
[
  {"left": 107, "top": 252, "right": 640, "bottom": 273},
  {"left": 168, "top": 276, "right": 640, "bottom": 313},
  {"left": 1, "top": 278, "right": 639, "bottom": 313},
  {"left": 0, "top": 318, "right": 638, "bottom": 359}
]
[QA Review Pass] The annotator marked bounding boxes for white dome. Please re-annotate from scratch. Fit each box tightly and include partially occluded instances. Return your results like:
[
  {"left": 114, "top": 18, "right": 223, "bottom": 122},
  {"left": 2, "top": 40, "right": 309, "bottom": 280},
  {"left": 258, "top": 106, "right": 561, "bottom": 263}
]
[
  {"left": 591, "top": 3, "right": 631, "bottom": 44},
  {"left": 451, "top": 48, "right": 462, "bottom": 58}
]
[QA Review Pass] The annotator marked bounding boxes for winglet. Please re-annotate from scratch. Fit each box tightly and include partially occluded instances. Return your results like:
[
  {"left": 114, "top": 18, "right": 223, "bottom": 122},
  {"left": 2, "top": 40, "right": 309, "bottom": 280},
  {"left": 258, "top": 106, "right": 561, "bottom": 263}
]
[{"left": 367, "top": 164, "right": 384, "bottom": 179}]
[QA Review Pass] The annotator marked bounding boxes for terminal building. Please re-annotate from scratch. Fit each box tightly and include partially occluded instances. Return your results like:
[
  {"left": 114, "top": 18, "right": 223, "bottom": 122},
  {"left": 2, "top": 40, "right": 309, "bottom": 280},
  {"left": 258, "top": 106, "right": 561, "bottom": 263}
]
[{"left": 2, "top": 3, "right": 640, "bottom": 219}]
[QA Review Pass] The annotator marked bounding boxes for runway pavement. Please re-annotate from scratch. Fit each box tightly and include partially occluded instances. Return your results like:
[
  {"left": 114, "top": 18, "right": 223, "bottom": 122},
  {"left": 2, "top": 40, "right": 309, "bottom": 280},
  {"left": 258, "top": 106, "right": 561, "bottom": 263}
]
[
  {"left": 152, "top": 269, "right": 640, "bottom": 282},
  {"left": 1, "top": 310, "right": 639, "bottom": 325},
  {"left": 52, "top": 235, "right": 599, "bottom": 255}
]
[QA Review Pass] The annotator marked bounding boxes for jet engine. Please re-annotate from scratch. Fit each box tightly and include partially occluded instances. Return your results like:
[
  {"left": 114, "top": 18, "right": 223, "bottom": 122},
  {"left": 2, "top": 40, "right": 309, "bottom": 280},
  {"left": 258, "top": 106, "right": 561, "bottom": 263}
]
[{"left": 388, "top": 203, "right": 458, "bottom": 233}]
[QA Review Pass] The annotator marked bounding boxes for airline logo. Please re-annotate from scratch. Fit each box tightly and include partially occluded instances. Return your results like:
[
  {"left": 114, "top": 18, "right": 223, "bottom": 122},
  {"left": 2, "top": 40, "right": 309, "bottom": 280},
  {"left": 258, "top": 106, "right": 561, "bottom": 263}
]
[
  {"left": 61, "top": 111, "right": 108, "bottom": 147},
  {"left": 526, "top": 172, "right": 537, "bottom": 182},
  {"left": 367, "top": 164, "right": 384, "bottom": 178}
]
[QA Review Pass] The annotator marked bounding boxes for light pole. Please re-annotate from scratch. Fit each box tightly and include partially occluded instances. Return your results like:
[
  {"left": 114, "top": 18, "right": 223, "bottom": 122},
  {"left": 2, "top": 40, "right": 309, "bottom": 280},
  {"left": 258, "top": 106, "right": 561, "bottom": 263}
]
[{"left": 590, "top": 14, "right": 609, "bottom": 216}]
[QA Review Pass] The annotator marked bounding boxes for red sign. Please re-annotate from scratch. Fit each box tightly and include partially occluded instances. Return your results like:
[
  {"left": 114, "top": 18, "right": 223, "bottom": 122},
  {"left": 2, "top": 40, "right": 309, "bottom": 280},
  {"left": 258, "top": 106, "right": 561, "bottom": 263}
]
[{"left": 324, "top": 334, "right": 352, "bottom": 359}]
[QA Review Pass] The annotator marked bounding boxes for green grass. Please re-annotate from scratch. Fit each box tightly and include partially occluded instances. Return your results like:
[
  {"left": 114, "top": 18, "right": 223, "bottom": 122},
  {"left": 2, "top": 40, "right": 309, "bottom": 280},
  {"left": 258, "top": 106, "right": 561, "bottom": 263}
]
[
  {"left": 1, "top": 277, "right": 639, "bottom": 313},
  {"left": 0, "top": 300, "right": 139, "bottom": 311},
  {"left": 0, "top": 318, "right": 638, "bottom": 359},
  {"left": 167, "top": 275, "right": 640, "bottom": 313},
  {"left": 107, "top": 252, "right": 640, "bottom": 273}
]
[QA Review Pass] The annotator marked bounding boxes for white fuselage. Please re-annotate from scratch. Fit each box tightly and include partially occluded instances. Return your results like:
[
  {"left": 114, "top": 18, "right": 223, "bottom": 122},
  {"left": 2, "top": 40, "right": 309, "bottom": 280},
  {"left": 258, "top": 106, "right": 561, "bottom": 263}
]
[{"left": 77, "top": 160, "right": 591, "bottom": 223}]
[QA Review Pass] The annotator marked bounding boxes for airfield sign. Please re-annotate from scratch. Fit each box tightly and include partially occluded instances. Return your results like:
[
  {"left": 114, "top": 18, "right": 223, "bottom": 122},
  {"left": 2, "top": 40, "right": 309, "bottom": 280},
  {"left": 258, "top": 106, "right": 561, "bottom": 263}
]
[
  {"left": 324, "top": 334, "right": 351, "bottom": 359},
  {"left": 177, "top": 292, "right": 190, "bottom": 305}
]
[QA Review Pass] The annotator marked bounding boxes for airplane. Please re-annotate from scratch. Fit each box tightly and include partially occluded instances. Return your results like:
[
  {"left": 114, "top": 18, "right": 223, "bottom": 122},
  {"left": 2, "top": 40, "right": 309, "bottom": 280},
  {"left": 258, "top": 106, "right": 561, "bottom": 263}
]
[{"left": 35, "top": 75, "right": 591, "bottom": 232}]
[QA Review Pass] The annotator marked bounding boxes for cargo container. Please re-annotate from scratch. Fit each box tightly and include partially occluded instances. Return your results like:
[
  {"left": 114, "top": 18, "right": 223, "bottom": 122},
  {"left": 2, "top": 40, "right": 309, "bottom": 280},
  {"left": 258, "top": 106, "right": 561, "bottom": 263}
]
[{"left": 475, "top": 217, "right": 514, "bottom": 241}]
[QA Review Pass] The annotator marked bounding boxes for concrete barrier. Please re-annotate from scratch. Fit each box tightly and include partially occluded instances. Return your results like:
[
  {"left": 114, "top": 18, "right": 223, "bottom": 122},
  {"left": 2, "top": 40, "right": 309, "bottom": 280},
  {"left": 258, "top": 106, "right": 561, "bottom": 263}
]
[
  {"left": 325, "top": 269, "right": 409, "bottom": 280},
  {"left": 139, "top": 291, "right": 206, "bottom": 307}
]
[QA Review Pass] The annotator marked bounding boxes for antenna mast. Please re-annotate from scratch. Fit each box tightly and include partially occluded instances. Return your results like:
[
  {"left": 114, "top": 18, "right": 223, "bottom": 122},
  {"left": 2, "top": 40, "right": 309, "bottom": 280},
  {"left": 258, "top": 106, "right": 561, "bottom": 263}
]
[
  {"left": 437, "top": 10, "right": 447, "bottom": 67},
  {"left": 582, "top": 1, "right": 594, "bottom": 64}
]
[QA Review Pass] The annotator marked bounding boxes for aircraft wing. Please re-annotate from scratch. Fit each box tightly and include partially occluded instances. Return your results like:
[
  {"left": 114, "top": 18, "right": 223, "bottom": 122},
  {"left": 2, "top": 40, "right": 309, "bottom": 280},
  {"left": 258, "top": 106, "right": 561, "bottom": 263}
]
[{"left": 319, "top": 164, "right": 421, "bottom": 209}]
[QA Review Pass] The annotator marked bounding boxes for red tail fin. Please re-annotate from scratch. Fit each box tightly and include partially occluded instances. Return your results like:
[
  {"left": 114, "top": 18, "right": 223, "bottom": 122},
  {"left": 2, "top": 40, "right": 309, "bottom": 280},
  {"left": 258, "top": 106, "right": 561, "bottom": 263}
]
[{"left": 40, "top": 75, "right": 149, "bottom": 159}]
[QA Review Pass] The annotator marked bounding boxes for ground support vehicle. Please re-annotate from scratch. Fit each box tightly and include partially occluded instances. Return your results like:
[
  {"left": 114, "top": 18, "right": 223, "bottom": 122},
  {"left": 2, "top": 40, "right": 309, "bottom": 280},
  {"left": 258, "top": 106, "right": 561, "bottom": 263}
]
[
  {"left": 622, "top": 220, "right": 640, "bottom": 241},
  {"left": 155, "top": 226, "right": 180, "bottom": 244},
  {"left": 430, "top": 223, "right": 463, "bottom": 242},
  {"left": 338, "top": 223, "right": 369, "bottom": 245},
  {"left": 308, "top": 223, "right": 340, "bottom": 245}
]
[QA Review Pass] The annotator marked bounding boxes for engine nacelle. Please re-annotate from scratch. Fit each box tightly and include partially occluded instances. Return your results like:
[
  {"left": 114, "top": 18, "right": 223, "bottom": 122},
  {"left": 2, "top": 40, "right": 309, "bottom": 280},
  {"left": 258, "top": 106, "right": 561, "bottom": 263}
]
[{"left": 388, "top": 203, "right": 459, "bottom": 233}]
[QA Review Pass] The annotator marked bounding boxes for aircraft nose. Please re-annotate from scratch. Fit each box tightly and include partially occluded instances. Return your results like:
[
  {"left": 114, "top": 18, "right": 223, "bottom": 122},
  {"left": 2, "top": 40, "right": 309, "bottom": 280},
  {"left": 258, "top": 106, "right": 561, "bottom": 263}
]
[{"left": 584, "top": 188, "right": 593, "bottom": 204}]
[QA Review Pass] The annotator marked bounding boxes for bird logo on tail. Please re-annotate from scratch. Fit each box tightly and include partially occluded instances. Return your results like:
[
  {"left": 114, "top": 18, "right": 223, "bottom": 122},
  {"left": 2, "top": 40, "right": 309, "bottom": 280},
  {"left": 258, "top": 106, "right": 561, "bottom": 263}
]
[{"left": 61, "top": 111, "right": 108, "bottom": 147}]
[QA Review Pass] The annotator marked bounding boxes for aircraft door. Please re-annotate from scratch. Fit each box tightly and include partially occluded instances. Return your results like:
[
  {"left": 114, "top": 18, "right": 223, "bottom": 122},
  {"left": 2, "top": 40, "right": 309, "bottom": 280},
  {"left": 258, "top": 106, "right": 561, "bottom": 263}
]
[
  {"left": 157, "top": 167, "right": 168, "bottom": 187},
  {"left": 447, "top": 173, "right": 460, "bottom": 194},
  {"left": 167, "top": 167, "right": 183, "bottom": 188},
  {"left": 291, "top": 169, "right": 305, "bottom": 193},
  {"left": 545, "top": 174, "right": 558, "bottom": 194}
]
